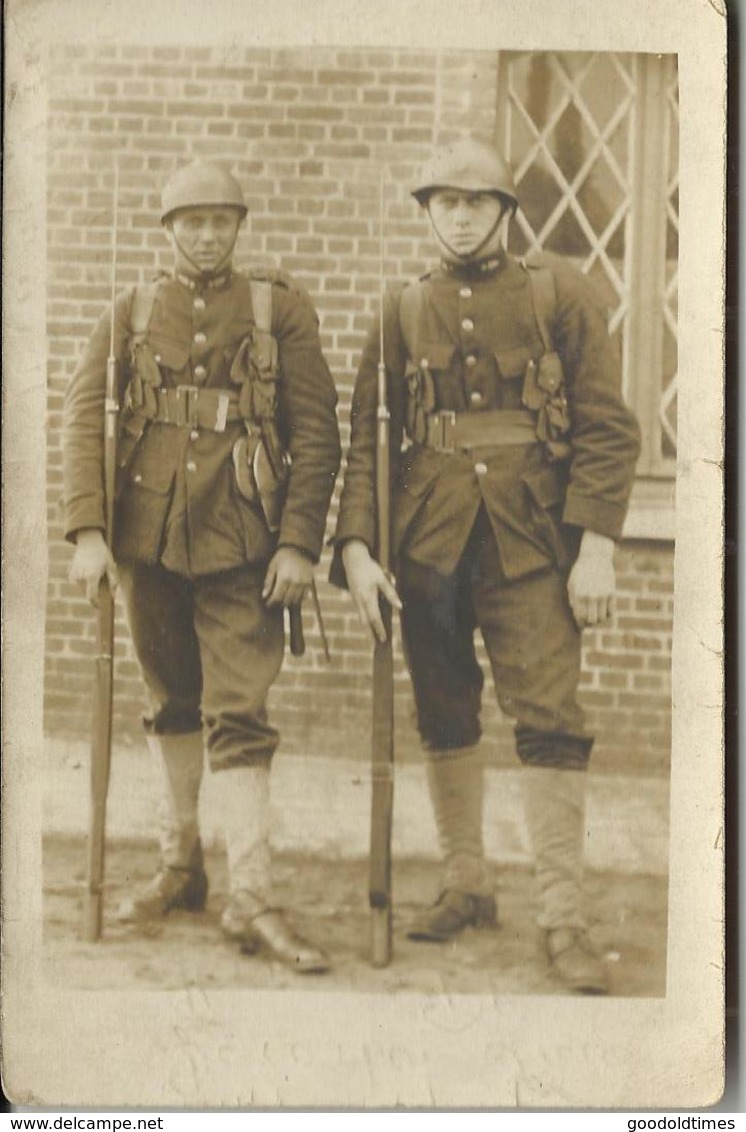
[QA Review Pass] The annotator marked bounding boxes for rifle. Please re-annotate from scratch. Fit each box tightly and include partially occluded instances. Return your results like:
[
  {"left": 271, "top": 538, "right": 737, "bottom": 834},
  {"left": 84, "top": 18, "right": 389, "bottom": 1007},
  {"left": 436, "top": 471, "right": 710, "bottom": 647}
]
[
  {"left": 369, "top": 175, "right": 395, "bottom": 967},
  {"left": 83, "top": 167, "right": 120, "bottom": 942}
]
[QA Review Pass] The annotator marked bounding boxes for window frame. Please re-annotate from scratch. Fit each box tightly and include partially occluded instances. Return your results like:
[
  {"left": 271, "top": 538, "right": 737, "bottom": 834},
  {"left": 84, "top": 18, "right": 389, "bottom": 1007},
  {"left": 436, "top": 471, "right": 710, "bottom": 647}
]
[{"left": 494, "top": 50, "right": 678, "bottom": 540}]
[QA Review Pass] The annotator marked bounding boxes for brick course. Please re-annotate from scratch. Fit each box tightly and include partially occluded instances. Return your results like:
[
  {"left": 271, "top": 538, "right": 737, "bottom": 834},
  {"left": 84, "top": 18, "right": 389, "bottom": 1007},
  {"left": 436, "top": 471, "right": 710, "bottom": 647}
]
[{"left": 45, "top": 44, "right": 673, "bottom": 777}]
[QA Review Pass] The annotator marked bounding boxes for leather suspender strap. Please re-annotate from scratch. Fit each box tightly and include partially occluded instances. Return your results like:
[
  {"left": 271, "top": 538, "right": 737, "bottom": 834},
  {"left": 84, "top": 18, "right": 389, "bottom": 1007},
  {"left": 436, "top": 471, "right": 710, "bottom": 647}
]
[
  {"left": 129, "top": 282, "right": 158, "bottom": 340},
  {"left": 248, "top": 277, "right": 278, "bottom": 373},
  {"left": 398, "top": 281, "right": 425, "bottom": 361},
  {"left": 249, "top": 277, "right": 272, "bottom": 334},
  {"left": 521, "top": 261, "right": 556, "bottom": 354}
]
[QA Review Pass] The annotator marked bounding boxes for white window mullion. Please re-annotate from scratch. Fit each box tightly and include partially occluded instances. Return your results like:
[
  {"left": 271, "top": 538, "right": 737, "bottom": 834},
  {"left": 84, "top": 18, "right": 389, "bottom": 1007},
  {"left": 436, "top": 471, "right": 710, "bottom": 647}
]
[{"left": 625, "top": 55, "right": 673, "bottom": 477}]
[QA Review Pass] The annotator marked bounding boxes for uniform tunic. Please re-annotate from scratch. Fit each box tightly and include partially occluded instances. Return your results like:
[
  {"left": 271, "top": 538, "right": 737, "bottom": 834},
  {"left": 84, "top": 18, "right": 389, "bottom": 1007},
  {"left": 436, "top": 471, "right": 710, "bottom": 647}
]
[
  {"left": 63, "top": 269, "right": 341, "bottom": 767},
  {"left": 332, "top": 251, "right": 641, "bottom": 757}
]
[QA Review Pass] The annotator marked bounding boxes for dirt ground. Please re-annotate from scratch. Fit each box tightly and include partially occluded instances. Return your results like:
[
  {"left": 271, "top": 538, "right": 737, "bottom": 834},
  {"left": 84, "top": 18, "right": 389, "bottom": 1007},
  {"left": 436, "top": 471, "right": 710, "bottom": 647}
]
[{"left": 43, "top": 835, "right": 668, "bottom": 997}]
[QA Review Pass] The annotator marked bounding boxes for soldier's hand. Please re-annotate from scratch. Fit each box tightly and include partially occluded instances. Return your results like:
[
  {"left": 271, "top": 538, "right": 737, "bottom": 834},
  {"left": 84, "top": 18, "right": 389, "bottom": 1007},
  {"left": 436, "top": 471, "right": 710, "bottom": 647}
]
[
  {"left": 69, "top": 529, "right": 119, "bottom": 606},
  {"left": 263, "top": 547, "right": 314, "bottom": 608},
  {"left": 567, "top": 531, "right": 616, "bottom": 630},
  {"left": 342, "top": 539, "right": 402, "bottom": 644}
]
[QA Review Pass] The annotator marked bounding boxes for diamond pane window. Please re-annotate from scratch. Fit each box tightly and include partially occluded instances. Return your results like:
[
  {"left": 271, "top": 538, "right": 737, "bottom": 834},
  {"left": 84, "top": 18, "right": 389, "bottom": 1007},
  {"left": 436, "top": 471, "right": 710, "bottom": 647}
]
[
  {"left": 660, "top": 69, "right": 679, "bottom": 462},
  {"left": 496, "top": 52, "right": 678, "bottom": 476}
]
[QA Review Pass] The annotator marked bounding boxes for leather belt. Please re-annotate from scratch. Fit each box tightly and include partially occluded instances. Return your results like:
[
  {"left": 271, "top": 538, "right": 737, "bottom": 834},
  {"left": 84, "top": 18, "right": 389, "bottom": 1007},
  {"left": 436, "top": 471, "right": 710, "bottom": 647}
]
[
  {"left": 424, "top": 409, "right": 537, "bottom": 452},
  {"left": 148, "top": 386, "right": 242, "bottom": 432}
]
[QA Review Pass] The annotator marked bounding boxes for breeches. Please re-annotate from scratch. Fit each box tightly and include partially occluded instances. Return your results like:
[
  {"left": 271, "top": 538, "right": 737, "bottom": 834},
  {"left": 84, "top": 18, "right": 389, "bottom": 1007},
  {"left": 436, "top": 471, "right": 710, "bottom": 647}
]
[
  {"left": 119, "top": 561, "right": 284, "bottom": 770},
  {"left": 398, "top": 511, "right": 592, "bottom": 767}
]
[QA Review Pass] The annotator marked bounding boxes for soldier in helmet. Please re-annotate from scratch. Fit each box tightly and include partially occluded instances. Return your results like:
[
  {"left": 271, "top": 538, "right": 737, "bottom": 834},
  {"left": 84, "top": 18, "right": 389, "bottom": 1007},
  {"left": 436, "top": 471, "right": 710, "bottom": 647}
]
[
  {"left": 63, "top": 160, "right": 341, "bottom": 973},
  {"left": 331, "top": 138, "right": 641, "bottom": 993}
]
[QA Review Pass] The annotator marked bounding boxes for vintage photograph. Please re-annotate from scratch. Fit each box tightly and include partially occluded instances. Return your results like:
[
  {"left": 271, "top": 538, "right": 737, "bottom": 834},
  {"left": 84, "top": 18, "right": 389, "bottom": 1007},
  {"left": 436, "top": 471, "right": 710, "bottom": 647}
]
[
  {"left": 3, "top": 0, "right": 725, "bottom": 1111},
  {"left": 42, "top": 44, "right": 675, "bottom": 998}
]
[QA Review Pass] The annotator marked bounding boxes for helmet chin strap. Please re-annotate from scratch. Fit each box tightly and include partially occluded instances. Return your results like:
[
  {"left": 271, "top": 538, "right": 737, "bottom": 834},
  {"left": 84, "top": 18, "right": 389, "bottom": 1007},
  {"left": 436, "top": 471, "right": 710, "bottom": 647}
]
[
  {"left": 426, "top": 201, "right": 508, "bottom": 265},
  {"left": 168, "top": 225, "right": 239, "bottom": 279}
]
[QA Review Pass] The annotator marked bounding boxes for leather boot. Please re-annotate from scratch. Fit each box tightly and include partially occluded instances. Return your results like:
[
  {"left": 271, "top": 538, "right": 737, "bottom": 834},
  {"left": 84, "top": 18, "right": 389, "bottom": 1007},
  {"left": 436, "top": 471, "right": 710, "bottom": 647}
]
[
  {"left": 118, "top": 731, "right": 207, "bottom": 922},
  {"left": 222, "top": 892, "right": 331, "bottom": 974},
  {"left": 522, "top": 765, "right": 608, "bottom": 994},
  {"left": 407, "top": 745, "right": 496, "bottom": 942},
  {"left": 545, "top": 927, "right": 609, "bottom": 995},
  {"left": 217, "top": 765, "right": 329, "bottom": 974}
]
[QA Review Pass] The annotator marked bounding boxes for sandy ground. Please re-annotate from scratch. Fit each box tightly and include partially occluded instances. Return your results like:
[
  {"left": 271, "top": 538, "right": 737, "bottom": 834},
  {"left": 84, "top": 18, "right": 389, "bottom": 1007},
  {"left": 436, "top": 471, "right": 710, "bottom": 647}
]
[{"left": 43, "top": 835, "right": 668, "bottom": 998}]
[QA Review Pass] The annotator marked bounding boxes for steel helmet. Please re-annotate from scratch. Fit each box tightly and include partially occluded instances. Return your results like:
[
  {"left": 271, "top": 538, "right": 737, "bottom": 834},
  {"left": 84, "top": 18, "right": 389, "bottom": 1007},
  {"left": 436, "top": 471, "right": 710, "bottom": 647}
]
[
  {"left": 160, "top": 160, "right": 248, "bottom": 223},
  {"left": 411, "top": 138, "right": 518, "bottom": 211}
]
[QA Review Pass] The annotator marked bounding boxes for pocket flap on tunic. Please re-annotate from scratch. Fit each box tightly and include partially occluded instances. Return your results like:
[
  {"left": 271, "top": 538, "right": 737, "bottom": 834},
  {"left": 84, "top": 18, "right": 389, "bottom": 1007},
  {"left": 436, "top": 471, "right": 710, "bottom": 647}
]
[
  {"left": 397, "top": 447, "right": 441, "bottom": 497},
  {"left": 126, "top": 440, "right": 176, "bottom": 495},
  {"left": 416, "top": 342, "right": 455, "bottom": 371},
  {"left": 147, "top": 334, "right": 190, "bottom": 375},
  {"left": 495, "top": 344, "right": 533, "bottom": 380}
]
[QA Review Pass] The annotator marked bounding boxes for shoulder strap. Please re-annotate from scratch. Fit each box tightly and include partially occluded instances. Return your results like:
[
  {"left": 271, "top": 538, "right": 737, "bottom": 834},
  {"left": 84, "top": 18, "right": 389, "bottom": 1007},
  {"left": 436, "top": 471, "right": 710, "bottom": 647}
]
[
  {"left": 521, "top": 261, "right": 556, "bottom": 354},
  {"left": 129, "top": 281, "right": 159, "bottom": 339},
  {"left": 249, "top": 277, "right": 273, "bottom": 335},
  {"left": 248, "top": 276, "right": 278, "bottom": 379},
  {"left": 398, "top": 281, "right": 425, "bottom": 361}
]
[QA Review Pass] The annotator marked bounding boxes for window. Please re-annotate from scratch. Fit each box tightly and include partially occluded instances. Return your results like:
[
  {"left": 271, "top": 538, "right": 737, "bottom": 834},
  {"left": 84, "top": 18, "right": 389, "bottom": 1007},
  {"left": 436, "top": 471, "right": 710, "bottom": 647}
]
[{"left": 496, "top": 52, "right": 678, "bottom": 531}]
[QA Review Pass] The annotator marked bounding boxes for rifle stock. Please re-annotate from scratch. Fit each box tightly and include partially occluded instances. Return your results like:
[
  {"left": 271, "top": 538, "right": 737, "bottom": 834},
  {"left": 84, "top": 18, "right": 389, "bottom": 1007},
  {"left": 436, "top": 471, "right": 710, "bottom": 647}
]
[
  {"left": 84, "top": 579, "right": 115, "bottom": 941},
  {"left": 369, "top": 600, "right": 394, "bottom": 966},
  {"left": 83, "top": 175, "right": 120, "bottom": 942}
]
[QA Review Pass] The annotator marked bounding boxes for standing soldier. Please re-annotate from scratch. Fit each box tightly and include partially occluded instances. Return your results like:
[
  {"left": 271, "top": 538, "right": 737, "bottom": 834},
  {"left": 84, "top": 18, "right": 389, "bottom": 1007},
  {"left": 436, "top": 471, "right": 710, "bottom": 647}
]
[
  {"left": 64, "top": 160, "right": 341, "bottom": 973},
  {"left": 332, "top": 138, "right": 641, "bottom": 993}
]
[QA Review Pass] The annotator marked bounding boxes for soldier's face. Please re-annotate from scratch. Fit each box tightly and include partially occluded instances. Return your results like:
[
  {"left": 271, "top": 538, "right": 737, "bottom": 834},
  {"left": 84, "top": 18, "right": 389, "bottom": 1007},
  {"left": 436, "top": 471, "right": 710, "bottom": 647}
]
[
  {"left": 167, "top": 207, "right": 244, "bottom": 275},
  {"left": 426, "top": 190, "right": 507, "bottom": 261}
]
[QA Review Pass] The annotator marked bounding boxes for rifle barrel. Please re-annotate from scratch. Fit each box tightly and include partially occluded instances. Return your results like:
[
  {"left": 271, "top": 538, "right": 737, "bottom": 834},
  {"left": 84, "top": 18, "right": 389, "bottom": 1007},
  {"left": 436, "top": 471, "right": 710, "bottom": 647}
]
[
  {"left": 369, "top": 170, "right": 394, "bottom": 968},
  {"left": 108, "top": 166, "right": 120, "bottom": 360},
  {"left": 84, "top": 166, "right": 120, "bottom": 942}
]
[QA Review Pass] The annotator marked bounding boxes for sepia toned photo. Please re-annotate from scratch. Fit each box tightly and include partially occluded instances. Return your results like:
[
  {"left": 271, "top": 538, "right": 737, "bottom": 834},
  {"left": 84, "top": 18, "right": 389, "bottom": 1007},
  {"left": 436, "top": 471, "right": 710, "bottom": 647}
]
[{"left": 3, "top": 0, "right": 726, "bottom": 1112}]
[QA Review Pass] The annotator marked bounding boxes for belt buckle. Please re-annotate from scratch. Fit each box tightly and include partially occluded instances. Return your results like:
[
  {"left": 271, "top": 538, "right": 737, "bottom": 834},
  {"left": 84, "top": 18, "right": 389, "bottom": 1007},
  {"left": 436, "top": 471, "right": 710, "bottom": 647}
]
[
  {"left": 175, "top": 385, "right": 199, "bottom": 428},
  {"left": 214, "top": 393, "right": 229, "bottom": 433},
  {"left": 440, "top": 410, "right": 456, "bottom": 454}
]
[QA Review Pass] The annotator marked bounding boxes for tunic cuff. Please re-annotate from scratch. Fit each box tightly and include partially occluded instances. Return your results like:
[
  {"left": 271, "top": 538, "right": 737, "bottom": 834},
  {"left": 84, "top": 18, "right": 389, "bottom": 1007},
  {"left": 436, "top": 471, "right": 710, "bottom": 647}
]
[
  {"left": 278, "top": 517, "right": 324, "bottom": 564},
  {"left": 562, "top": 492, "right": 627, "bottom": 540},
  {"left": 330, "top": 517, "right": 376, "bottom": 554},
  {"left": 64, "top": 501, "right": 105, "bottom": 544}
]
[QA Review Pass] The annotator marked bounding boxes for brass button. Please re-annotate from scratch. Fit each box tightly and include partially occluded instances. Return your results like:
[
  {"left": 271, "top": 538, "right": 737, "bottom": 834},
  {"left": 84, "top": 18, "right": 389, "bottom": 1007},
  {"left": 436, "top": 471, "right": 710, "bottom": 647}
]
[
  {"left": 420, "top": 357, "right": 429, "bottom": 368},
  {"left": 193, "top": 331, "right": 207, "bottom": 345},
  {"left": 193, "top": 297, "right": 206, "bottom": 312},
  {"left": 154, "top": 354, "right": 162, "bottom": 364},
  {"left": 133, "top": 473, "right": 142, "bottom": 484},
  {"left": 470, "top": 391, "right": 483, "bottom": 405},
  {"left": 459, "top": 286, "right": 473, "bottom": 298},
  {"left": 190, "top": 429, "right": 199, "bottom": 441},
  {"left": 461, "top": 318, "right": 474, "bottom": 332},
  {"left": 474, "top": 462, "right": 488, "bottom": 476},
  {"left": 186, "top": 460, "right": 197, "bottom": 473},
  {"left": 194, "top": 365, "right": 207, "bottom": 380},
  {"left": 465, "top": 354, "right": 477, "bottom": 367}
]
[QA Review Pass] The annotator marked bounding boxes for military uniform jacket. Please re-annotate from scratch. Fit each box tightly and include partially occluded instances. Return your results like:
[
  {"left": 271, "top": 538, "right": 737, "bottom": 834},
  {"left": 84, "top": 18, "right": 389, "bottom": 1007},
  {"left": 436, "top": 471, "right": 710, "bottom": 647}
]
[
  {"left": 63, "top": 270, "right": 341, "bottom": 576},
  {"left": 332, "top": 251, "right": 641, "bottom": 583}
]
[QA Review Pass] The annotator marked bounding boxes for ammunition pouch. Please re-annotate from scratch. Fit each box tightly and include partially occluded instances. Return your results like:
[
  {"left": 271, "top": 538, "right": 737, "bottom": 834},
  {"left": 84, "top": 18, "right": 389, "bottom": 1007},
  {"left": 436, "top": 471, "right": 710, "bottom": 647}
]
[
  {"left": 404, "top": 359, "right": 436, "bottom": 445},
  {"left": 521, "top": 352, "right": 572, "bottom": 460},
  {"left": 232, "top": 428, "right": 260, "bottom": 505},
  {"left": 229, "top": 318, "right": 289, "bottom": 531},
  {"left": 232, "top": 425, "right": 290, "bottom": 532},
  {"left": 120, "top": 338, "right": 163, "bottom": 430}
]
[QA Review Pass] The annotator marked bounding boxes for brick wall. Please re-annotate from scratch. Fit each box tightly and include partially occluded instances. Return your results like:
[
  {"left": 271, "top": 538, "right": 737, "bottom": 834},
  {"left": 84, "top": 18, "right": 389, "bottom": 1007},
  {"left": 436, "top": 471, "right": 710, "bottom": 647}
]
[{"left": 45, "top": 44, "right": 673, "bottom": 776}]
